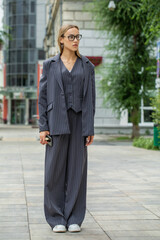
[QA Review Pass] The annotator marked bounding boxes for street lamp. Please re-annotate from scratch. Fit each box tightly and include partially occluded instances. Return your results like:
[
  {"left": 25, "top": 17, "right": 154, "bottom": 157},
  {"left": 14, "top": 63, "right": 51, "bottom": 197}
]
[
  {"left": 108, "top": 1, "right": 116, "bottom": 11},
  {"left": 108, "top": 0, "right": 122, "bottom": 11}
]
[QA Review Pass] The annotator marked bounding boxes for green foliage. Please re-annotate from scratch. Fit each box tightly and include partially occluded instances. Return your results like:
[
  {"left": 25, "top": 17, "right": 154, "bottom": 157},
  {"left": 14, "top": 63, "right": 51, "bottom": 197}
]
[
  {"left": 150, "top": 91, "right": 160, "bottom": 125},
  {"left": 137, "top": 0, "right": 160, "bottom": 43},
  {"left": 151, "top": 91, "right": 160, "bottom": 141},
  {"left": 0, "top": 25, "right": 13, "bottom": 46},
  {"left": 133, "top": 137, "right": 160, "bottom": 150},
  {"left": 87, "top": 0, "right": 157, "bottom": 137}
]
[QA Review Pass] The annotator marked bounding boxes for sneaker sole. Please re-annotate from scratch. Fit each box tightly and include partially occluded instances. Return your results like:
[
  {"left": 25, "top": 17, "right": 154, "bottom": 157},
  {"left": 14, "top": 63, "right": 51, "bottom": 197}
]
[
  {"left": 52, "top": 228, "right": 67, "bottom": 233},
  {"left": 68, "top": 229, "right": 81, "bottom": 232}
]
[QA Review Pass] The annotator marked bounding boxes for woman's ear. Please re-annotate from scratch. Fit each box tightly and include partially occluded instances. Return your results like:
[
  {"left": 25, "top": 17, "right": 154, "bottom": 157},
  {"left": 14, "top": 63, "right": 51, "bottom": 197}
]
[{"left": 60, "top": 37, "right": 64, "bottom": 44}]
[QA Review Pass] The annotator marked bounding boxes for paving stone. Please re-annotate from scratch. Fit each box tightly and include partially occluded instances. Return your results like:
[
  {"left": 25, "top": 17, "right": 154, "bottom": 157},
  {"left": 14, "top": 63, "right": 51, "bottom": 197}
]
[
  {"left": 107, "top": 230, "right": 160, "bottom": 237},
  {"left": 1, "top": 126, "right": 160, "bottom": 240}
]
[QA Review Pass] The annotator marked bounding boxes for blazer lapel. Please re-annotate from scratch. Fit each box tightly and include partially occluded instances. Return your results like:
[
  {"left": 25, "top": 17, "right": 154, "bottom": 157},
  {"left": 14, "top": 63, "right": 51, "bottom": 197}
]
[
  {"left": 50, "top": 52, "right": 90, "bottom": 97},
  {"left": 50, "top": 53, "right": 65, "bottom": 94}
]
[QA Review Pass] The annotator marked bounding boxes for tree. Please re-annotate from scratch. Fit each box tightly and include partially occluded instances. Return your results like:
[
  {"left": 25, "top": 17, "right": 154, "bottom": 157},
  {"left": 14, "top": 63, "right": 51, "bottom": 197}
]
[
  {"left": 0, "top": 25, "right": 12, "bottom": 50},
  {"left": 138, "top": 0, "right": 160, "bottom": 43},
  {"left": 87, "top": 0, "right": 157, "bottom": 138}
]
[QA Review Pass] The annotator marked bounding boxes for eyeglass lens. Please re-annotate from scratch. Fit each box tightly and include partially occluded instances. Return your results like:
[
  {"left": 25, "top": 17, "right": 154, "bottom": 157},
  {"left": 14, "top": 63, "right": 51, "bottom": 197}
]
[{"left": 68, "top": 34, "right": 82, "bottom": 41}]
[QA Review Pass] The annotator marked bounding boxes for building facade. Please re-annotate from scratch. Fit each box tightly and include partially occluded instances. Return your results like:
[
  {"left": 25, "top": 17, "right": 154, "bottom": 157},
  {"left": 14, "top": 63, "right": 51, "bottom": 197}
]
[
  {"left": 1, "top": 0, "right": 46, "bottom": 125},
  {"left": 43, "top": 0, "right": 154, "bottom": 135},
  {"left": 0, "top": 0, "right": 154, "bottom": 134}
]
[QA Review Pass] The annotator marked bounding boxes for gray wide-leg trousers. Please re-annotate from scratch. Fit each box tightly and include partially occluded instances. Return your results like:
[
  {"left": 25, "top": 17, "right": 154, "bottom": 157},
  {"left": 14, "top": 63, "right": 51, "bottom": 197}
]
[{"left": 44, "top": 108, "right": 88, "bottom": 229}]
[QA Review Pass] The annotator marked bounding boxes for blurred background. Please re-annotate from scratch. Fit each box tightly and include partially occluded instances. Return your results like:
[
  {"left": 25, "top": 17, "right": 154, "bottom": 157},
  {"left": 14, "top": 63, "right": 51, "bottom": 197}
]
[{"left": 0, "top": 0, "right": 159, "bottom": 141}]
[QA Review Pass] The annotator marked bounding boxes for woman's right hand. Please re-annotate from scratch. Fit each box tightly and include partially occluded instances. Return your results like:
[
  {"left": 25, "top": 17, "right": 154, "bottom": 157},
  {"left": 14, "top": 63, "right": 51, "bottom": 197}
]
[{"left": 39, "top": 131, "right": 50, "bottom": 145}]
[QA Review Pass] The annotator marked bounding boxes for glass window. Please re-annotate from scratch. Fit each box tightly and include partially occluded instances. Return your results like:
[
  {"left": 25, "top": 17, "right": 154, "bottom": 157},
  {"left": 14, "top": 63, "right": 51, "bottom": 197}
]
[
  {"left": 7, "top": 75, "right": 11, "bottom": 86},
  {"left": 30, "top": 75, "right": 35, "bottom": 86},
  {"left": 22, "top": 51, "right": 28, "bottom": 62},
  {"left": 9, "top": 40, "right": 16, "bottom": 49},
  {"left": 23, "top": 64, "right": 28, "bottom": 72},
  {"left": 30, "top": 50, "right": 35, "bottom": 62},
  {"left": 29, "top": 15, "right": 36, "bottom": 24},
  {"left": 23, "top": 39, "right": 28, "bottom": 48},
  {"left": 29, "top": 99, "right": 37, "bottom": 122},
  {"left": 17, "top": 64, "right": 22, "bottom": 73},
  {"left": 23, "top": 15, "right": 28, "bottom": 24},
  {"left": 16, "top": 1, "right": 23, "bottom": 15},
  {"left": 10, "top": 75, "right": 16, "bottom": 86},
  {"left": 8, "top": 65, "right": 12, "bottom": 73},
  {"left": 16, "top": 26, "right": 23, "bottom": 38},
  {"left": 9, "top": 16, "right": 12, "bottom": 25},
  {"left": 128, "top": 92, "right": 154, "bottom": 124},
  {"left": 30, "top": 26, "right": 35, "bottom": 38},
  {"left": 9, "top": 1, "right": 16, "bottom": 15},
  {"left": 38, "top": 49, "right": 45, "bottom": 60},
  {"left": 31, "top": 1, "right": 35, "bottom": 13},
  {"left": 17, "top": 75, "right": 22, "bottom": 86},
  {"left": 10, "top": 27, "right": 16, "bottom": 39},
  {"left": 29, "top": 64, "right": 35, "bottom": 73},
  {"left": 9, "top": 16, "right": 16, "bottom": 25},
  {"left": 9, "top": 2, "right": 12, "bottom": 15},
  {"left": 11, "top": 64, "right": 17, "bottom": 73},
  {"left": 28, "top": 40, "right": 35, "bottom": 48},
  {"left": 16, "top": 15, "right": 23, "bottom": 25},
  {"left": 23, "top": 26, "right": 28, "bottom": 38},
  {"left": 10, "top": 51, "right": 16, "bottom": 62},
  {"left": 23, "top": 1, "right": 28, "bottom": 14},
  {"left": 22, "top": 74, "right": 28, "bottom": 86},
  {"left": 17, "top": 50, "right": 22, "bottom": 62},
  {"left": 17, "top": 39, "right": 23, "bottom": 48},
  {"left": 144, "top": 110, "right": 153, "bottom": 122}
]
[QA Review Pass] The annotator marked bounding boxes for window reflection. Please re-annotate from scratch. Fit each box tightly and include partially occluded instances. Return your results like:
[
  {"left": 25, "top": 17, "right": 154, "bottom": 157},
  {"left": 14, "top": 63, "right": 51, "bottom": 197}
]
[
  {"left": 17, "top": 75, "right": 22, "bottom": 86},
  {"left": 16, "top": 26, "right": 23, "bottom": 38},
  {"left": 31, "top": 1, "right": 35, "bottom": 13},
  {"left": 17, "top": 50, "right": 22, "bottom": 62},
  {"left": 23, "top": 15, "right": 28, "bottom": 24},
  {"left": 6, "top": 0, "right": 36, "bottom": 88},
  {"left": 30, "top": 26, "right": 35, "bottom": 38},
  {"left": 17, "top": 39, "right": 23, "bottom": 48},
  {"left": 23, "top": 51, "right": 28, "bottom": 62}
]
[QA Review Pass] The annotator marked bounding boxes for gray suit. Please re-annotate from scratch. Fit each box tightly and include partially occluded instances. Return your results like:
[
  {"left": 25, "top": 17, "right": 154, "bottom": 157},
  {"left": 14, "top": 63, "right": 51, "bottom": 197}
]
[
  {"left": 38, "top": 52, "right": 95, "bottom": 136},
  {"left": 38, "top": 52, "right": 96, "bottom": 229}
]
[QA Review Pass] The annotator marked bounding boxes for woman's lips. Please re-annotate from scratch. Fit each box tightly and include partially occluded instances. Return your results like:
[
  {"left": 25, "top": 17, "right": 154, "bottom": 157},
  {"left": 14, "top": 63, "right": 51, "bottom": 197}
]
[{"left": 73, "top": 44, "right": 78, "bottom": 47}]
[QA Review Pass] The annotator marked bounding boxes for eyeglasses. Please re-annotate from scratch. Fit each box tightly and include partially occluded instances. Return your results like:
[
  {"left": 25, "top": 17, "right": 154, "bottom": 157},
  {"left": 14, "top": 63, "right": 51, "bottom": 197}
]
[{"left": 62, "top": 34, "right": 82, "bottom": 41}]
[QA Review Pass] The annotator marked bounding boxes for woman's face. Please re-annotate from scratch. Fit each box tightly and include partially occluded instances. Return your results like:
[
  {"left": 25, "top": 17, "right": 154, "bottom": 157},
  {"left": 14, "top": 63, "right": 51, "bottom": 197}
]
[{"left": 60, "top": 27, "right": 80, "bottom": 52}]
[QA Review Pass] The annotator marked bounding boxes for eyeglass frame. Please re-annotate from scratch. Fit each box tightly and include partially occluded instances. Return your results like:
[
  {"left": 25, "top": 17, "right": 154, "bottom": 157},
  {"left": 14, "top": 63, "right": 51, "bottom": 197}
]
[{"left": 61, "top": 34, "right": 82, "bottom": 41}]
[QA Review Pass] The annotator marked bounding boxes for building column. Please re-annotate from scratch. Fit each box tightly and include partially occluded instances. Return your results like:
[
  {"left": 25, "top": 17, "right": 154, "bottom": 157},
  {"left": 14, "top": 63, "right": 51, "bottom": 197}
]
[
  {"left": 25, "top": 98, "right": 29, "bottom": 125},
  {"left": 7, "top": 97, "right": 11, "bottom": 124}
]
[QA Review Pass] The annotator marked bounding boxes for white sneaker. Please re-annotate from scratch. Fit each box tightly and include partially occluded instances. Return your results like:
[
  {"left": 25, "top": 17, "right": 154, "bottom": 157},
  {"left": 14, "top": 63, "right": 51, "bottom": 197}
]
[
  {"left": 68, "top": 224, "right": 81, "bottom": 232},
  {"left": 52, "top": 225, "right": 66, "bottom": 233}
]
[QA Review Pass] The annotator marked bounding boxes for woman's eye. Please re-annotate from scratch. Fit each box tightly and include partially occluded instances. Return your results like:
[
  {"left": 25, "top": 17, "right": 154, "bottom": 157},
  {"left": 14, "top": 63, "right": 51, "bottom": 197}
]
[{"left": 69, "top": 35, "right": 74, "bottom": 39}]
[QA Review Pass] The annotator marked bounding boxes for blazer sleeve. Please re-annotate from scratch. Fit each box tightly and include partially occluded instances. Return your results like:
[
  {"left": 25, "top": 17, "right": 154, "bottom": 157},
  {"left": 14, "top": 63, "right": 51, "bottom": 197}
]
[
  {"left": 92, "top": 66, "right": 96, "bottom": 117},
  {"left": 38, "top": 61, "right": 49, "bottom": 132}
]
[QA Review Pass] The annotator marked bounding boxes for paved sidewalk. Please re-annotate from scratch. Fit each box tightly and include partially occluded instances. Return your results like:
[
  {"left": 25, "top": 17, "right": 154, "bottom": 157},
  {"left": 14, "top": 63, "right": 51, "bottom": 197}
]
[{"left": 0, "top": 126, "right": 160, "bottom": 240}]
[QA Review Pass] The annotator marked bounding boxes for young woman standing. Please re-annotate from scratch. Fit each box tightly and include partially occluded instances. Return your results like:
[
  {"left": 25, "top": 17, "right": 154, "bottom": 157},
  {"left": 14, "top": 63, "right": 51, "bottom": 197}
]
[{"left": 38, "top": 24, "right": 96, "bottom": 233}]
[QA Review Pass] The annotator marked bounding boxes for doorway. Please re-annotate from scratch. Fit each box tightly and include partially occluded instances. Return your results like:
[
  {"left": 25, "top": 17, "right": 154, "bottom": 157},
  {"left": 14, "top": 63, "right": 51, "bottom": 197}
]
[{"left": 11, "top": 100, "right": 25, "bottom": 124}]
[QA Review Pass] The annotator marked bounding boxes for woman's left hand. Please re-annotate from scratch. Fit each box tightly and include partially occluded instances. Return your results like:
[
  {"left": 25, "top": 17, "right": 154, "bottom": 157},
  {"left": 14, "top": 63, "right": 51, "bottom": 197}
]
[{"left": 85, "top": 135, "right": 94, "bottom": 146}]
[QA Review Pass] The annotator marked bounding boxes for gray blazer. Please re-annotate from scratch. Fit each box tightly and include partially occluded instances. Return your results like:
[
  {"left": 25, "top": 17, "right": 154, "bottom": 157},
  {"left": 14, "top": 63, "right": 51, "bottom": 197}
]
[{"left": 38, "top": 52, "right": 96, "bottom": 136}]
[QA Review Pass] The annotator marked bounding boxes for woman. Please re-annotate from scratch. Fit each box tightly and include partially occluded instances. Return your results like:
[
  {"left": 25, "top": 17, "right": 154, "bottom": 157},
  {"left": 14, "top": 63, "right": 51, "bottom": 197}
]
[{"left": 38, "top": 24, "right": 96, "bottom": 233}]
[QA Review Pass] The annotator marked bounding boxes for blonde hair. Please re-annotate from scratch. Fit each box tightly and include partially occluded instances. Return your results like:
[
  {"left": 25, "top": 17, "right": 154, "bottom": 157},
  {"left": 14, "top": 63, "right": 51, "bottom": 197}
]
[{"left": 57, "top": 24, "right": 81, "bottom": 58}]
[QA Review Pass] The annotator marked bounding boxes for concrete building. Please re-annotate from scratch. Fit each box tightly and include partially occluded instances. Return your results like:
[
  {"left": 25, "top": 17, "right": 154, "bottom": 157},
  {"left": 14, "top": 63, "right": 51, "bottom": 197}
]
[{"left": 43, "top": 0, "right": 154, "bottom": 135}]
